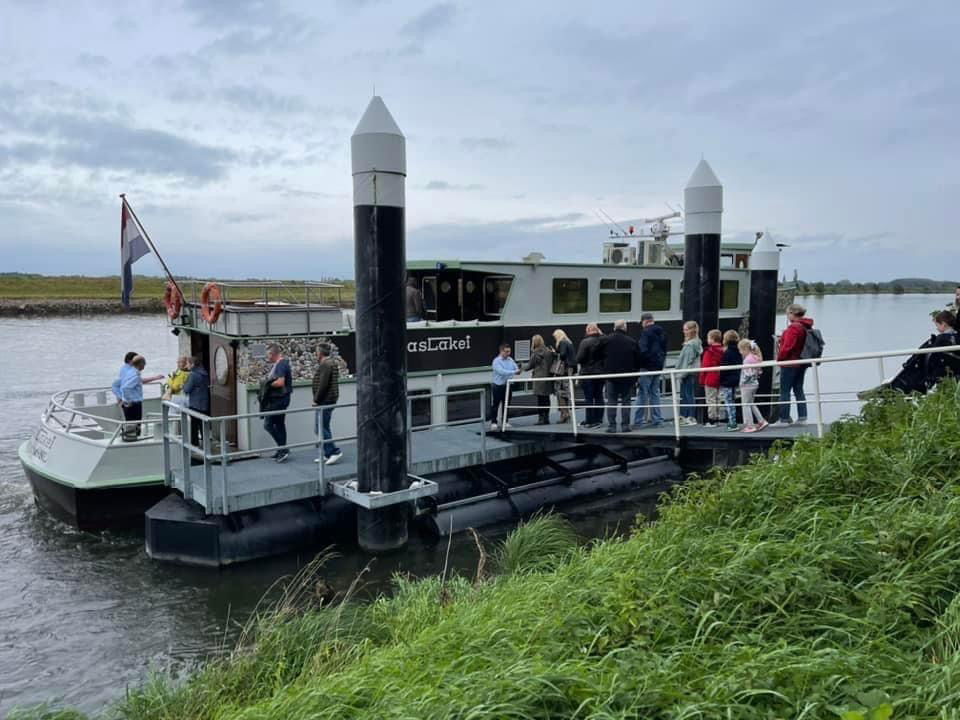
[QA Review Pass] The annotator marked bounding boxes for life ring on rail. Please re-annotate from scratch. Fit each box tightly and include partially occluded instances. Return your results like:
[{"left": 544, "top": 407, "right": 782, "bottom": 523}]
[
  {"left": 163, "top": 282, "right": 182, "bottom": 320},
  {"left": 200, "top": 282, "right": 224, "bottom": 324}
]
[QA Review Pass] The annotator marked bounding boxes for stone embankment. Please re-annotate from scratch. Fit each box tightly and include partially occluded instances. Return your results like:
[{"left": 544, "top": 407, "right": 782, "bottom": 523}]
[{"left": 0, "top": 298, "right": 166, "bottom": 316}]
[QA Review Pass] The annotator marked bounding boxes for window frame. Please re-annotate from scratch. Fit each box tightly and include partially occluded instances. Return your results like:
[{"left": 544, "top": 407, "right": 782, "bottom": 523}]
[
  {"left": 641, "top": 278, "right": 671, "bottom": 312},
  {"left": 552, "top": 277, "right": 589, "bottom": 315},
  {"left": 599, "top": 277, "right": 632, "bottom": 313}
]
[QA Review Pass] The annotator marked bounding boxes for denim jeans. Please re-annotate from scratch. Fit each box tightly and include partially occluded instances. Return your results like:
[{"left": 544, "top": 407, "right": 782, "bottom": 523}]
[
  {"left": 581, "top": 377, "right": 604, "bottom": 425},
  {"left": 634, "top": 374, "right": 663, "bottom": 425},
  {"left": 315, "top": 407, "right": 340, "bottom": 458},
  {"left": 679, "top": 376, "right": 696, "bottom": 419},
  {"left": 720, "top": 387, "right": 737, "bottom": 426},
  {"left": 263, "top": 396, "right": 290, "bottom": 449},
  {"left": 778, "top": 366, "right": 808, "bottom": 421},
  {"left": 604, "top": 379, "right": 635, "bottom": 428}
]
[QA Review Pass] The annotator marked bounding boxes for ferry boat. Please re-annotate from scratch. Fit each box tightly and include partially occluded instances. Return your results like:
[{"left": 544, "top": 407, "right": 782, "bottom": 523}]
[{"left": 20, "top": 233, "right": 763, "bottom": 531}]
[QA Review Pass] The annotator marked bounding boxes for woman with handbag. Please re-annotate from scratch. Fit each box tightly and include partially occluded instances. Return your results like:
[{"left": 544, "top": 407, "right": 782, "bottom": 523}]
[{"left": 552, "top": 329, "right": 576, "bottom": 423}]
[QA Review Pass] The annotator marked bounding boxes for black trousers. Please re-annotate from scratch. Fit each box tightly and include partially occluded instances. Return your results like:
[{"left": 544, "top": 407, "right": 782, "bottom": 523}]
[
  {"left": 536, "top": 394, "right": 551, "bottom": 422},
  {"left": 604, "top": 379, "right": 635, "bottom": 428},
  {"left": 488, "top": 383, "right": 507, "bottom": 423},
  {"left": 582, "top": 377, "right": 604, "bottom": 424},
  {"left": 122, "top": 401, "right": 143, "bottom": 439},
  {"left": 263, "top": 397, "right": 290, "bottom": 449}
]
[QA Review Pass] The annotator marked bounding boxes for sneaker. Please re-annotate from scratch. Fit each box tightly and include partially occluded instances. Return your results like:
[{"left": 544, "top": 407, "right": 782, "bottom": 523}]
[
  {"left": 490, "top": 422, "right": 499, "bottom": 431},
  {"left": 685, "top": 418, "right": 698, "bottom": 426},
  {"left": 742, "top": 426, "right": 758, "bottom": 433},
  {"left": 757, "top": 420, "right": 769, "bottom": 431},
  {"left": 275, "top": 451, "right": 289, "bottom": 463},
  {"left": 502, "top": 422, "right": 512, "bottom": 429},
  {"left": 771, "top": 418, "right": 793, "bottom": 426},
  {"left": 704, "top": 421, "right": 717, "bottom": 428},
  {"left": 270, "top": 449, "right": 281, "bottom": 459},
  {"left": 325, "top": 451, "right": 343, "bottom": 466},
  {"left": 605, "top": 425, "right": 617, "bottom": 434},
  {"left": 794, "top": 418, "right": 808, "bottom": 426},
  {"left": 726, "top": 424, "right": 739, "bottom": 432}
]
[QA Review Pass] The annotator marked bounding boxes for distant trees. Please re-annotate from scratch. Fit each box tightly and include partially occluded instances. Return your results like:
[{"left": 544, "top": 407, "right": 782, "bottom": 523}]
[
  {"left": 892, "top": 283, "right": 905, "bottom": 295},
  {"left": 813, "top": 282, "right": 826, "bottom": 294}
]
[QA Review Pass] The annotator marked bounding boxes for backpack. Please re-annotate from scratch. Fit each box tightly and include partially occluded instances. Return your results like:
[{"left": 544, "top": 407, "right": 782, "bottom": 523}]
[{"left": 800, "top": 328, "right": 825, "bottom": 360}]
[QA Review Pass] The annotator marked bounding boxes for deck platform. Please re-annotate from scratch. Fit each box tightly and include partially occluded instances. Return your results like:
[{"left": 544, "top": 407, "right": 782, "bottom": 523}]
[
  {"left": 501, "top": 412, "right": 824, "bottom": 450},
  {"left": 171, "top": 424, "right": 548, "bottom": 514}
]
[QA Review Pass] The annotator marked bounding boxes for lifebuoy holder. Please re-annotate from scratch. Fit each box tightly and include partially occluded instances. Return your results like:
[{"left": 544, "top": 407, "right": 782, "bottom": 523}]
[
  {"left": 200, "top": 282, "right": 224, "bottom": 325},
  {"left": 163, "top": 281, "right": 183, "bottom": 320}
]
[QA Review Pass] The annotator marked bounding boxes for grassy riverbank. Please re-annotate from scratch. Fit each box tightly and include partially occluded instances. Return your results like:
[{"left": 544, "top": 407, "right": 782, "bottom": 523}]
[
  {"left": 18, "top": 383, "right": 960, "bottom": 719},
  {"left": 0, "top": 274, "right": 355, "bottom": 302}
]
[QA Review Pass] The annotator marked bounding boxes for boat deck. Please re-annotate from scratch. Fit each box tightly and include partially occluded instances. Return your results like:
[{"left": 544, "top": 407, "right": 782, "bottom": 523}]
[
  {"left": 501, "top": 411, "right": 824, "bottom": 449},
  {"left": 171, "top": 424, "right": 548, "bottom": 514}
]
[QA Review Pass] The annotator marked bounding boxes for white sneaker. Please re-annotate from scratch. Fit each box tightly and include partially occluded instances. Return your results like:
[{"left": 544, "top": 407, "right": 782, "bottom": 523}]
[
  {"left": 685, "top": 418, "right": 698, "bottom": 426},
  {"left": 502, "top": 422, "right": 512, "bottom": 429},
  {"left": 794, "top": 419, "right": 808, "bottom": 426},
  {"left": 325, "top": 452, "right": 343, "bottom": 466},
  {"left": 490, "top": 422, "right": 499, "bottom": 431}
]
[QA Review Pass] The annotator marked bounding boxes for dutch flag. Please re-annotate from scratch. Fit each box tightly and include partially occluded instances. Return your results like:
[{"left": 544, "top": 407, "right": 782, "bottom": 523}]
[{"left": 120, "top": 202, "right": 150, "bottom": 308}]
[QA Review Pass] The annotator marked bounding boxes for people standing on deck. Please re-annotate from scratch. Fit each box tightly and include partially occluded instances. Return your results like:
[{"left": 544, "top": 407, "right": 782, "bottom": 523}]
[
  {"left": 738, "top": 339, "right": 767, "bottom": 433},
  {"left": 576, "top": 323, "right": 605, "bottom": 428},
  {"left": 117, "top": 355, "right": 162, "bottom": 440},
  {"left": 926, "top": 311, "right": 960, "bottom": 387},
  {"left": 164, "top": 356, "right": 191, "bottom": 405},
  {"left": 633, "top": 312, "right": 667, "bottom": 427},
  {"left": 675, "top": 321, "right": 702, "bottom": 426},
  {"left": 406, "top": 276, "right": 425, "bottom": 322},
  {"left": 552, "top": 329, "right": 576, "bottom": 424},
  {"left": 775, "top": 303, "right": 815, "bottom": 425},
  {"left": 260, "top": 344, "right": 293, "bottom": 462},
  {"left": 312, "top": 342, "right": 343, "bottom": 466},
  {"left": 182, "top": 355, "right": 210, "bottom": 448},
  {"left": 489, "top": 343, "right": 520, "bottom": 430},
  {"left": 524, "top": 334, "right": 556, "bottom": 425},
  {"left": 111, "top": 351, "right": 139, "bottom": 404},
  {"left": 699, "top": 330, "right": 725, "bottom": 427},
  {"left": 601, "top": 319, "right": 642, "bottom": 434},
  {"left": 718, "top": 330, "right": 742, "bottom": 432}
]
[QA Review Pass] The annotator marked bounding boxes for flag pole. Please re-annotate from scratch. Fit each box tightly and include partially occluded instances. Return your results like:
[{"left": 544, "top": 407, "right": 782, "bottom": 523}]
[{"left": 119, "top": 194, "right": 185, "bottom": 301}]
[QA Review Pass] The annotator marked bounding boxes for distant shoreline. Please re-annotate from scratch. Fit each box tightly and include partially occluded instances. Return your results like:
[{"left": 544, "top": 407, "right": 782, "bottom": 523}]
[{"left": 0, "top": 298, "right": 166, "bottom": 316}]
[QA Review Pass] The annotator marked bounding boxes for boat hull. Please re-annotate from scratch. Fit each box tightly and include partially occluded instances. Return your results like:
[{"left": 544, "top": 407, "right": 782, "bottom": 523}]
[{"left": 19, "top": 442, "right": 168, "bottom": 531}]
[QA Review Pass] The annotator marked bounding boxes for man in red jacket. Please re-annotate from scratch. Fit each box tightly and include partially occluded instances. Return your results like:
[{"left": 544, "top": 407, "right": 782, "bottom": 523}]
[{"left": 775, "top": 303, "right": 815, "bottom": 424}]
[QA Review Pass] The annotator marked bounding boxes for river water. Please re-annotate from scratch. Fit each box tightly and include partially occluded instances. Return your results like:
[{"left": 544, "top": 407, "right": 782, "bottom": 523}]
[{"left": 0, "top": 294, "right": 949, "bottom": 714}]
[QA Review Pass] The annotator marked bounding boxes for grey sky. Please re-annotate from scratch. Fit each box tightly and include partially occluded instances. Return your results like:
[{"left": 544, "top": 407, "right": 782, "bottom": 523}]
[{"left": 0, "top": 0, "right": 957, "bottom": 282}]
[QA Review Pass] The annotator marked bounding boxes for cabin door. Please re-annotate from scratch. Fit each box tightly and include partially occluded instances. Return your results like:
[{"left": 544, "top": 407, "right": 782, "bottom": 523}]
[{"left": 208, "top": 335, "right": 237, "bottom": 446}]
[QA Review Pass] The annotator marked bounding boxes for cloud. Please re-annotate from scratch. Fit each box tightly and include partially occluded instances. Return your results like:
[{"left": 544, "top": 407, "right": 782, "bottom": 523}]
[
  {"left": 262, "top": 183, "right": 343, "bottom": 200},
  {"left": 222, "top": 211, "right": 273, "bottom": 224},
  {"left": 460, "top": 136, "right": 513, "bottom": 151},
  {"left": 423, "top": 180, "right": 484, "bottom": 191},
  {"left": 219, "top": 85, "right": 309, "bottom": 114},
  {"left": 76, "top": 53, "right": 111, "bottom": 71},
  {"left": 400, "top": 3, "right": 457, "bottom": 40}
]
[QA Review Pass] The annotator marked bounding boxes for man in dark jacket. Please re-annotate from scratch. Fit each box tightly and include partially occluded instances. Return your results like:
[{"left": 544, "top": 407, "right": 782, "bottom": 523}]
[
  {"left": 182, "top": 355, "right": 210, "bottom": 449},
  {"left": 634, "top": 312, "right": 668, "bottom": 426},
  {"left": 576, "top": 323, "right": 605, "bottom": 427},
  {"left": 600, "top": 319, "right": 641, "bottom": 433},
  {"left": 312, "top": 342, "right": 342, "bottom": 465}
]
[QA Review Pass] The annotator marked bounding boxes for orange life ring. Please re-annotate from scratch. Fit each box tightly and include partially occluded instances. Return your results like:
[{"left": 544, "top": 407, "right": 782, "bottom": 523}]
[
  {"left": 200, "top": 282, "right": 224, "bottom": 324},
  {"left": 163, "top": 282, "right": 182, "bottom": 320}
]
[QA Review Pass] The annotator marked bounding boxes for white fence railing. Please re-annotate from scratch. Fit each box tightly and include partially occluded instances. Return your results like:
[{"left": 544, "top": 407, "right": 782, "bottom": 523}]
[{"left": 504, "top": 344, "right": 960, "bottom": 441}]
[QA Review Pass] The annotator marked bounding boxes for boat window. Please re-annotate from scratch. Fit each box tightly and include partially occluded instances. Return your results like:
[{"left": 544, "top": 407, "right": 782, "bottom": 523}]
[
  {"left": 720, "top": 280, "right": 739, "bottom": 309},
  {"left": 483, "top": 276, "right": 512, "bottom": 316},
  {"left": 409, "top": 389, "right": 431, "bottom": 428},
  {"left": 553, "top": 278, "right": 588, "bottom": 314},
  {"left": 720, "top": 254, "right": 735, "bottom": 269},
  {"left": 641, "top": 279, "right": 671, "bottom": 311},
  {"left": 599, "top": 278, "right": 632, "bottom": 313},
  {"left": 447, "top": 384, "right": 487, "bottom": 423},
  {"left": 422, "top": 277, "right": 437, "bottom": 312}
]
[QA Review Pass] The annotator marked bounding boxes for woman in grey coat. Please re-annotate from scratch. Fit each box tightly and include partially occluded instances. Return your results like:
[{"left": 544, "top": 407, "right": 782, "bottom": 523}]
[{"left": 524, "top": 334, "right": 556, "bottom": 424}]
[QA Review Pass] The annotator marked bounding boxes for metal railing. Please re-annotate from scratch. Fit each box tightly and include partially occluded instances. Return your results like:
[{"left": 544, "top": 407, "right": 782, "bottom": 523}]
[
  {"left": 161, "top": 387, "right": 487, "bottom": 515},
  {"left": 504, "top": 344, "right": 960, "bottom": 441},
  {"left": 40, "top": 384, "right": 167, "bottom": 446}
]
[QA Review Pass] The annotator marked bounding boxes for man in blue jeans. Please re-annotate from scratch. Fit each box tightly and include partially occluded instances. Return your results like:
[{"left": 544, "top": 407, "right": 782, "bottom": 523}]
[
  {"left": 312, "top": 343, "right": 342, "bottom": 465},
  {"left": 634, "top": 312, "right": 668, "bottom": 427},
  {"left": 261, "top": 344, "right": 293, "bottom": 462}
]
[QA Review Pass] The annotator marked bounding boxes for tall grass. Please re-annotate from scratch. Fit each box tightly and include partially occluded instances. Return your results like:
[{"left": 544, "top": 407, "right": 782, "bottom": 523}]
[{"left": 16, "top": 382, "right": 960, "bottom": 719}]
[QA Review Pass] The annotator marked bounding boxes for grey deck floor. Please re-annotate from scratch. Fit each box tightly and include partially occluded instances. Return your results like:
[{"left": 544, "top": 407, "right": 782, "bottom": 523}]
[
  {"left": 173, "top": 424, "right": 547, "bottom": 514},
  {"left": 502, "top": 410, "right": 824, "bottom": 446}
]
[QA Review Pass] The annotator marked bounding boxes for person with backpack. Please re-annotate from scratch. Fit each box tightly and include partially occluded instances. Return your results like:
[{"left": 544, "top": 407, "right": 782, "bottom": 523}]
[
  {"left": 775, "top": 303, "right": 822, "bottom": 425},
  {"left": 524, "top": 334, "right": 556, "bottom": 424}
]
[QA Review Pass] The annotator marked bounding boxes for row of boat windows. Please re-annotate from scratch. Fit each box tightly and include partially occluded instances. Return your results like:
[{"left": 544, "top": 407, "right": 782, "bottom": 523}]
[
  {"left": 408, "top": 384, "right": 536, "bottom": 427},
  {"left": 552, "top": 278, "right": 740, "bottom": 315}
]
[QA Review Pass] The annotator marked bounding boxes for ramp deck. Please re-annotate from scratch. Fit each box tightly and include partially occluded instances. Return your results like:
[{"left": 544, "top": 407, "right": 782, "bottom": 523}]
[{"left": 171, "top": 424, "right": 547, "bottom": 514}]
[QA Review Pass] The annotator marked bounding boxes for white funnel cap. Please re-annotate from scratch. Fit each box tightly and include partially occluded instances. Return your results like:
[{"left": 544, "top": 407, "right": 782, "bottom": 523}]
[
  {"left": 351, "top": 96, "right": 405, "bottom": 207},
  {"left": 684, "top": 158, "right": 722, "bottom": 235},
  {"left": 351, "top": 96, "right": 405, "bottom": 177},
  {"left": 751, "top": 230, "right": 780, "bottom": 272}
]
